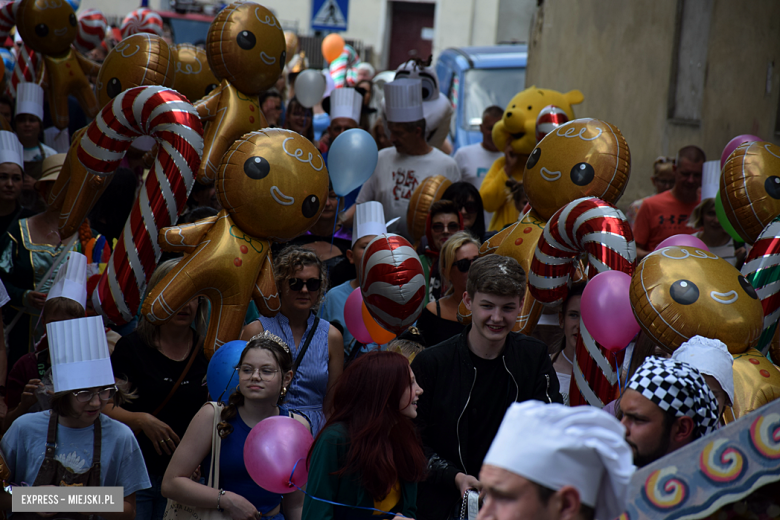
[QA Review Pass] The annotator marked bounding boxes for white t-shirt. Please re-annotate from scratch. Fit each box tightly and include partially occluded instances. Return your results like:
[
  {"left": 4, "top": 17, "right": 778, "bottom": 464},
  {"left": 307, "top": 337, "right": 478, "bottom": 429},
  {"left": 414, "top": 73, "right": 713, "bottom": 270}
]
[
  {"left": 453, "top": 143, "right": 503, "bottom": 189},
  {"left": 23, "top": 142, "right": 58, "bottom": 163},
  {"left": 356, "top": 146, "right": 460, "bottom": 241}
]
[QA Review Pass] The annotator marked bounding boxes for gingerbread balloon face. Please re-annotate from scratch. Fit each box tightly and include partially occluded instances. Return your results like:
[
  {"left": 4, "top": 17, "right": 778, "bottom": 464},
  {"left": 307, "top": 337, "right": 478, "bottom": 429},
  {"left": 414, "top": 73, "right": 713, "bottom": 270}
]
[
  {"left": 630, "top": 246, "right": 763, "bottom": 354},
  {"left": 721, "top": 141, "right": 780, "bottom": 244},
  {"left": 523, "top": 118, "right": 630, "bottom": 221},
  {"left": 17, "top": 0, "right": 77, "bottom": 56},
  {"left": 206, "top": 1, "right": 286, "bottom": 95},
  {"left": 95, "top": 34, "right": 175, "bottom": 109},
  {"left": 172, "top": 44, "right": 219, "bottom": 103},
  {"left": 217, "top": 129, "right": 329, "bottom": 241}
]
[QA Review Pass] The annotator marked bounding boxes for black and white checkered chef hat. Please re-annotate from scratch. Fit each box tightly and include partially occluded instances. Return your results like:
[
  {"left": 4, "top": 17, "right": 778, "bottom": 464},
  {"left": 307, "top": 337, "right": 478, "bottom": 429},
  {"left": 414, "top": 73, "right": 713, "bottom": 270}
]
[{"left": 627, "top": 356, "right": 719, "bottom": 437}]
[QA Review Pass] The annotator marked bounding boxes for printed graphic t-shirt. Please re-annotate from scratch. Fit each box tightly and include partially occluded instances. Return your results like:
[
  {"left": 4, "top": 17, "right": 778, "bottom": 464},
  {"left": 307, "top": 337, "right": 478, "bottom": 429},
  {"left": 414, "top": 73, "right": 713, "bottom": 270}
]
[{"left": 632, "top": 190, "right": 700, "bottom": 250}]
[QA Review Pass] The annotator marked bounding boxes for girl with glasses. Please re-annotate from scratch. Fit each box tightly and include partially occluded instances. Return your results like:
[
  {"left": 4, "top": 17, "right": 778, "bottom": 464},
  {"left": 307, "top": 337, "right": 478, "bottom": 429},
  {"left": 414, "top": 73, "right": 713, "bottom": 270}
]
[
  {"left": 241, "top": 246, "right": 344, "bottom": 436},
  {"left": 441, "top": 182, "right": 489, "bottom": 241},
  {"left": 283, "top": 97, "right": 314, "bottom": 143}
]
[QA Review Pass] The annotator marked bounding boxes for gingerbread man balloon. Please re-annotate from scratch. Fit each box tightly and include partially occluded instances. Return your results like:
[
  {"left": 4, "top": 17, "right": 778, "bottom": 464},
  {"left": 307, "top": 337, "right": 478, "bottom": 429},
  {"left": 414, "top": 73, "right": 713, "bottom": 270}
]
[
  {"left": 142, "top": 129, "right": 329, "bottom": 357},
  {"left": 194, "top": 1, "right": 286, "bottom": 184},
  {"left": 0, "top": 0, "right": 100, "bottom": 130}
]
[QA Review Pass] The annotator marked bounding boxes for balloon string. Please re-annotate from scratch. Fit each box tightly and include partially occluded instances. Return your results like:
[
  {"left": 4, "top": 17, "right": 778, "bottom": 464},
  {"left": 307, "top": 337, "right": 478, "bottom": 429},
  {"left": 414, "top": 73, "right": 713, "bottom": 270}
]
[
  {"left": 330, "top": 198, "right": 340, "bottom": 254},
  {"left": 217, "top": 368, "right": 237, "bottom": 403},
  {"left": 287, "top": 459, "right": 410, "bottom": 519},
  {"left": 615, "top": 356, "right": 622, "bottom": 394}
]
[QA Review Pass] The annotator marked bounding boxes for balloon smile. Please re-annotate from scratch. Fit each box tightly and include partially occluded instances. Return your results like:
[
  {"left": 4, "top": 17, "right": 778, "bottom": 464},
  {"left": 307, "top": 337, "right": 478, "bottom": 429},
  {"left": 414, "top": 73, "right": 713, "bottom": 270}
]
[
  {"left": 710, "top": 290, "right": 738, "bottom": 304},
  {"left": 540, "top": 167, "right": 561, "bottom": 181},
  {"left": 54, "top": 27, "right": 68, "bottom": 36},
  {"left": 271, "top": 186, "right": 294, "bottom": 206}
]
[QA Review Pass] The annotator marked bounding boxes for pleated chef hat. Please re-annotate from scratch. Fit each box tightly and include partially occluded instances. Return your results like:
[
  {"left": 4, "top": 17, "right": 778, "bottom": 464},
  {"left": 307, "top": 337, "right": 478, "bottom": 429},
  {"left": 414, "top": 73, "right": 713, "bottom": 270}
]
[
  {"left": 384, "top": 78, "right": 423, "bottom": 123},
  {"left": 352, "top": 201, "right": 399, "bottom": 245},
  {"left": 330, "top": 87, "right": 362, "bottom": 124},
  {"left": 0, "top": 130, "right": 23, "bottom": 168},
  {"left": 47, "top": 252, "right": 88, "bottom": 310},
  {"left": 484, "top": 401, "right": 635, "bottom": 520},
  {"left": 48, "top": 316, "right": 114, "bottom": 393},
  {"left": 16, "top": 82, "right": 44, "bottom": 121}
]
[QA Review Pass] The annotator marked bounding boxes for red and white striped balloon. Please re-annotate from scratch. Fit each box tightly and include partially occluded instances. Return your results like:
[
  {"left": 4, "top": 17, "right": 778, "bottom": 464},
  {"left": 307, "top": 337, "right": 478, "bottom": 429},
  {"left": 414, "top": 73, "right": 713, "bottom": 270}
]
[
  {"left": 360, "top": 233, "right": 426, "bottom": 334},
  {"left": 120, "top": 8, "right": 163, "bottom": 39},
  {"left": 535, "top": 105, "right": 569, "bottom": 142},
  {"left": 79, "top": 86, "right": 203, "bottom": 325},
  {"left": 74, "top": 9, "right": 107, "bottom": 54},
  {"left": 0, "top": 1, "right": 39, "bottom": 98}
]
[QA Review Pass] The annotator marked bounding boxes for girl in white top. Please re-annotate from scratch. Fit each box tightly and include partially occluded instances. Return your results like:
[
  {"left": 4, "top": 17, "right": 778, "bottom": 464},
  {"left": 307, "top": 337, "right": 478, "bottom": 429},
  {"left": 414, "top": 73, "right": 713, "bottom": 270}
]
[{"left": 551, "top": 283, "right": 586, "bottom": 406}]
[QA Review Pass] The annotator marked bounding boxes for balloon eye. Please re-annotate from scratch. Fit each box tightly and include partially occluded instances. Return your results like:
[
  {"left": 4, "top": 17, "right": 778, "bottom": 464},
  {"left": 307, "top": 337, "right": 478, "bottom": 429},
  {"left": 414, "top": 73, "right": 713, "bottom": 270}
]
[
  {"left": 302, "top": 195, "right": 320, "bottom": 218},
  {"left": 764, "top": 176, "right": 780, "bottom": 199},
  {"left": 526, "top": 147, "right": 541, "bottom": 169},
  {"left": 244, "top": 156, "right": 270, "bottom": 180},
  {"left": 69, "top": 14, "right": 77, "bottom": 26},
  {"left": 670, "top": 279, "right": 699, "bottom": 305},
  {"left": 205, "top": 84, "right": 217, "bottom": 96},
  {"left": 570, "top": 162, "right": 595, "bottom": 186},
  {"left": 739, "top": 275, "right": 758, "bottom": 299},
  {"left": 35, "top": 24, "right": 48, "bottom": 37},
  {"left": 106, "top": 78, "right": 122, "bottom": 99},
  {"left": 236, "top": 30, "right": 256, "bottom": 50}
]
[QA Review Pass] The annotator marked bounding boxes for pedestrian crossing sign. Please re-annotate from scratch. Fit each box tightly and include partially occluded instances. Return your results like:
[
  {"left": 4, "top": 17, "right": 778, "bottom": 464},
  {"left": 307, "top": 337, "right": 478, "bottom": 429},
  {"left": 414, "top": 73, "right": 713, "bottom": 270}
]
[{"left": 311, "top": 0, "right": 348, "bottom": 31}]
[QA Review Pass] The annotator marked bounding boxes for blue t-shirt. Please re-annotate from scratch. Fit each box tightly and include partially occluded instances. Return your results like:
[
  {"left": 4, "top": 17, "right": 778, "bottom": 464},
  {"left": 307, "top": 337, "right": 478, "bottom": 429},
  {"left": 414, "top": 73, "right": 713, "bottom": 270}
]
[
  {"left": 1, "top": 411, "right": 151, "bottom": 495},
  {"left": 318, "top": 280, "right": 354, "bottom": 351}
]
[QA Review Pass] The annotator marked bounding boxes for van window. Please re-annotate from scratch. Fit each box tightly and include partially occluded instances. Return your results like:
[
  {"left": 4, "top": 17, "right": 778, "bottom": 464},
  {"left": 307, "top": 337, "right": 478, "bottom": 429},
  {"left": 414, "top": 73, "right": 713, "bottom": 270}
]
[
  {"left": 448, "top": 73, "right": 459, "bottom": 138},
  {"left": 462, "top": 68, "right": 525, "bottom": 130}
]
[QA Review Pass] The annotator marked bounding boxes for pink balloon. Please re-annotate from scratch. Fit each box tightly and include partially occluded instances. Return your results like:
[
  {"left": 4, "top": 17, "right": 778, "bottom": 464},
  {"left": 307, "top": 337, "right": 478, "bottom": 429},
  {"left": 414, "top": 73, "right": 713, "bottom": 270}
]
[
  {"left": 721, "top": 134, "right": 762, "bottom": 169},
  {"left": 244, "top": 416, "right": 313, "bottom": 494},
  {"left": 580, "top": 271, "right": 639, "bottom": 352},
  {"left": 655, "top": 234, "right": 709, "bottom": 252},
  {"left": 344, "top": 288, "right": 373, "bottom": 344}
]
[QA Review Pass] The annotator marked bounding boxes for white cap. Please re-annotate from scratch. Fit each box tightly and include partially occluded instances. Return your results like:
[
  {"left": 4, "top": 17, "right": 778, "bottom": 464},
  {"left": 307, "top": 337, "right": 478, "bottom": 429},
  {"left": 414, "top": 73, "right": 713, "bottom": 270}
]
[
  {"left": 47, "top": 316, "right": 114, "bottom": 393},
  {"left": 384, "top": 78, "right": 423, "bottom": 123},
  {"left": 330, "top": 88, "right": 362, "bottom": 124},
  {"left": 484, "top": 401, "right": 634, "bottom": 520},
  {"left": 44, "top": 126, "right": 71, "bottom": 154},
  {"left": 352, "top": 201, "right": 399, "bottom": 245},
  {"left": 672, "top": 335, "right": 735, "bottom": 405},
  {"left": 701, "top": 160, "right": 720, "bottom": 201},
  {"left": 16, "top": 82, "right": 44, "bottom": 121},
  {"left": 0, "top": 130, "right": 23, "bottom": 168},
  {"left": 47, "top": 252, "right": 88, "bottom": 310}
]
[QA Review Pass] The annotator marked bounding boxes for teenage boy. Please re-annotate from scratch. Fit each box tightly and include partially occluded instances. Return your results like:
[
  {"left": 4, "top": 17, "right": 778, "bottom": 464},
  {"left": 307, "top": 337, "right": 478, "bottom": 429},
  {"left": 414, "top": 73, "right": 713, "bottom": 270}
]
[{"left": 411, "top": 255, "right": 562, "bottom": 520}]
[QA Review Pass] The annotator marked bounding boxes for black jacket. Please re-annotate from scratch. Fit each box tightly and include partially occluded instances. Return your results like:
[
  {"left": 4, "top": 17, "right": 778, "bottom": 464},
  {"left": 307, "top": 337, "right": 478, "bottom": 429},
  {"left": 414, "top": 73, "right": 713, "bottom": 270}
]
[{"left": 410, "top": 326, "right": 562, "bottom": 520}]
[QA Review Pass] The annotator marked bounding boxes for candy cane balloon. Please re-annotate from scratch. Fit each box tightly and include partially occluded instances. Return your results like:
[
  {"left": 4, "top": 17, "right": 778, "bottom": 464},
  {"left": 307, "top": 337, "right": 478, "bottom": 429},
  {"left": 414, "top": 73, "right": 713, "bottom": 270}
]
[
  {"left": 529, "top": 197, "right": 636, "bottom": 407},
  {"left": 74, "top": 8, "right": 108, "bottom": 54},
  {"left": 120, "top": 8, "right": 164, "bottom": 39},
  {"left": 78, "top": 86, "right": 203, "bottom": 325},
  {"left": 741, "top": 217, "right": 780, "bottom": 358},
  {"left": 0, "top": 1, "right": 38, "bottom": 99}
]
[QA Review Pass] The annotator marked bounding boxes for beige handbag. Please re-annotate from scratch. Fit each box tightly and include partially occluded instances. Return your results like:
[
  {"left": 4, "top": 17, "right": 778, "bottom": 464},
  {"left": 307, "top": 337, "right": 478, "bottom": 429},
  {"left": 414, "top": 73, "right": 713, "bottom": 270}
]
[{"left": 162, "top": 402, "right": 230, "bottom": 520}]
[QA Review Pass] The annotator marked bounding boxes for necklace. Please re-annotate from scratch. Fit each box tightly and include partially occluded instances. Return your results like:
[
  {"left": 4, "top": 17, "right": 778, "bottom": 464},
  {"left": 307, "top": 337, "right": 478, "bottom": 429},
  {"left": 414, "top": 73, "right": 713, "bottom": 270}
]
[{"left": 562, "top": 349, "right": 573, "bottom": 366}]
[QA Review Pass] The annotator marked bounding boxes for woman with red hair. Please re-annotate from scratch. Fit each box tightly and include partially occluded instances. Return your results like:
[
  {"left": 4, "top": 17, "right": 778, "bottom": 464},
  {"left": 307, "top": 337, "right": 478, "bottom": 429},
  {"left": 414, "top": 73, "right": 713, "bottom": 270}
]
[{"left": 302, "top": 351, "right": 426, "bottom": 519}]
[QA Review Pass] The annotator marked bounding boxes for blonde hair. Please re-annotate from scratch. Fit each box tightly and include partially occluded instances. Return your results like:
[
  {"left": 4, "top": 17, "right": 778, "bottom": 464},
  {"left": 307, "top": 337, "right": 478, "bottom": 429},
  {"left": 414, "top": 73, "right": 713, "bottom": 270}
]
[
  {"left": 273, "top": 245, "right": 328, "bottom": 307},
  {"left": 386, "top": 338, "right": 424, "bottom": 363},
  {"left": 652, "top": 156, "right": 674, "bottom": 178},
  {"left": 438, "top": 231, "right": 481, "bottom": 296},
  {"left": 688, "top": 198, "right": 714, "bottom": 229}
]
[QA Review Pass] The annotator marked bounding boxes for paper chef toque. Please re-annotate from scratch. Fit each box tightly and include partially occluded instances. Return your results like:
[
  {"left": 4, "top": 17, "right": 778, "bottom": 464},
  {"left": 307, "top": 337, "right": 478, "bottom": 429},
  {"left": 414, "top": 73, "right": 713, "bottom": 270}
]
[
  {"left": 484, "top": 401, "right": 634, "bottom": 520},
  {"left": 701, "top": 160, "right": 720, "bottom": 201},
  {"left": 47, "top": 252, "right": 88, "bottom": 309},
  {"left": 384, "top": 78, "right": 424, "bottom": 123},
  {"left": 352, "top": 201, "right": 399, "bottom": 245},
  {"left": 47, "top": 316, "right": 114, "bottom": 393},
  {"left": 0, "top": 130, "right": 23, "bottom": 168},
  {"left": 16, "top": 82, "right": 44, "bottom": 121},
  {"left": 672, "top": 335, "right": 735, "bottom": 405},
  {"left": 330, "top": 87, "right": 362, "bottom": 124}
]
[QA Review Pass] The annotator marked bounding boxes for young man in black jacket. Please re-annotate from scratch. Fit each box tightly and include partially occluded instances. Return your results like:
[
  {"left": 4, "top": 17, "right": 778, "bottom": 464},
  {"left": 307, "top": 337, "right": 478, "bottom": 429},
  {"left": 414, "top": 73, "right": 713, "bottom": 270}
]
[{"left": 411, "top": 255, "right": 563, "bottom": 520}]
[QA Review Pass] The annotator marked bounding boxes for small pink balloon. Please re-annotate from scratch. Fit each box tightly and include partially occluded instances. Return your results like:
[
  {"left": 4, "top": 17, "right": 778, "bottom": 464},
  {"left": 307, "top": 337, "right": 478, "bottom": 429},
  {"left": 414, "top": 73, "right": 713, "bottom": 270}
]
[
  {"left": 655, "top": 234, "right": 709, "bottom": 252},
  {"left": 721, "top": 134, "right": 762, "bottom": 169},
  {"left": 244, "top": 416, "right": 313, "bottom": 494},
  {"left": 344, "top": 287, "right": 373, "bottom": 344},
  {"left": 581, "top": 271, "right": 639, "bottom": 353}
]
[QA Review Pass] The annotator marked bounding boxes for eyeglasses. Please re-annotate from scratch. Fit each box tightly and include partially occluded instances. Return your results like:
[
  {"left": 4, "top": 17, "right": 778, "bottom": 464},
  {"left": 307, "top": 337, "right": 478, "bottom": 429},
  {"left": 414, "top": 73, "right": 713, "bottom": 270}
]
[
  {"left": 238, "top": 365, "right": 279, "bottom": 379},
  {"left": 457, "top": 200, "right": 479, "bottom": 215},
  {"left": 453, "top": 257, "right": 476, "bottom": 273},
  {"left": 432, "top": 222, "right": 460, "bottom": 234},
  {"left": 72, "top": 386, "right": 117, "bottom": 403},
  {"left": 288, "top": 277, "right": 322, "bottom": 292}
]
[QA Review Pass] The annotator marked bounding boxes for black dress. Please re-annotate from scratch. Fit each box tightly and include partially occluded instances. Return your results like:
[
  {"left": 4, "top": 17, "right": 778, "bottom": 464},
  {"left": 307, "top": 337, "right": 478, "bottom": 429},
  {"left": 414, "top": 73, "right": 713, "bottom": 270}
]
[{"left": 415, "top": 300, "right": 465, "bottom": 348}]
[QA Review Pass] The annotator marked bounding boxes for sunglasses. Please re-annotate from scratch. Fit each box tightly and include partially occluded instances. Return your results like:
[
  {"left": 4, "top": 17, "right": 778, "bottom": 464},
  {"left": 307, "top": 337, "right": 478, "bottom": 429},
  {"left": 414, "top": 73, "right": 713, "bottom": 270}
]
[
  {"left": 432, "top": 222, "right": 460, "bottom": 234},
  {"left": 457, "top": 200, "right": 479, "bottom": 214},
  {"left": 288, "top": 277, "right": 322, "bottom": 292},
  {"left": 453, "top": 258, "right": 476, "bottom": 273}
]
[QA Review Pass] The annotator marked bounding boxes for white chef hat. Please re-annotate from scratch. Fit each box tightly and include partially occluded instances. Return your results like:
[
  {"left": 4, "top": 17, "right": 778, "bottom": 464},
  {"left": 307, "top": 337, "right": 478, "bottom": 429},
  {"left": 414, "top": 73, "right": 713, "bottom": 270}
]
[
  {"left": 384, "top": 78, "right": 423, "bottom": 123},
  {"left": 484, "top": 401, "right": 634, "bottom": 520},
  {"left": 330, "top": 87, "right": 362, "bottom": 124},
  {"left": 352, "top": 201, "right": 399, "bottom": 246},
  {"left": 16, "top": 82, "right": 44, "bottom": 121},
  {"left": 47, "top": 252, "right": 88, "bottom": 310},
  {"left": 47, "top": 316, "right": 114, "bottom": 393},
  {"left": 0, "top": 130, "right": 23, "bottom": 168},
  {"left": 672, "top": 335, "right": 734, "bottom": 405}
]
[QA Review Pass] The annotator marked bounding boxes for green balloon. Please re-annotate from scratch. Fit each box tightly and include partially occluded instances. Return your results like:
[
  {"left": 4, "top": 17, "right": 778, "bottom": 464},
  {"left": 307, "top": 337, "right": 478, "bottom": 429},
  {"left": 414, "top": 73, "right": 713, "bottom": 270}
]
[{"left": 715, "top": 190, "right": 743, "bottom": 242}]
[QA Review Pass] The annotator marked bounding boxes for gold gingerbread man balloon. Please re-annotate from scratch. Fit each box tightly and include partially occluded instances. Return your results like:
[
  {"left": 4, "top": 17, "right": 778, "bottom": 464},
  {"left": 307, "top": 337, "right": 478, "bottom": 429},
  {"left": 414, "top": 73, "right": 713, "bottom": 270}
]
[
  {"left": 142, "top": 129, "right": 329, "bottom": 357},
  {"left": 0, "top": 0, "right": 101, "bottom": 130},
  {"left": 172, "top": 44, "right": 219, "bottom": 103},
  {"left": 195, "top": 1, "right": 286, "bottom": 183}
]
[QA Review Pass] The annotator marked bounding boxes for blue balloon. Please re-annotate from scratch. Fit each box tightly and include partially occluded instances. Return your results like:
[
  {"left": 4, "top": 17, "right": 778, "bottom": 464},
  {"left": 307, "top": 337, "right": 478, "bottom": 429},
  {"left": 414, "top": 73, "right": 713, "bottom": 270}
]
[
  {"left": 207, "top": 340, "right": 246, "bottom": 403},
  {"left": 0, "top": 49, "right": 15, "bottom": 84},
  {"left": 328, "top": 128, "right": 378, "bottom": 197},
  {"left": 65, "top": 0, "right": 80, "bottom": 11}
]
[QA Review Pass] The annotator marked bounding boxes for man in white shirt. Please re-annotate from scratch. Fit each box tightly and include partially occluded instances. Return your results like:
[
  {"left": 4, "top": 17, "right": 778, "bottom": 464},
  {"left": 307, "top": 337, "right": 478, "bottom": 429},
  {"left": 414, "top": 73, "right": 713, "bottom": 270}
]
[
  {"left": 347, "top": 78, "right": 460, "bottom": 242},
  {"left": 453, "top": 105, "right": 504, "bottom": 189}
]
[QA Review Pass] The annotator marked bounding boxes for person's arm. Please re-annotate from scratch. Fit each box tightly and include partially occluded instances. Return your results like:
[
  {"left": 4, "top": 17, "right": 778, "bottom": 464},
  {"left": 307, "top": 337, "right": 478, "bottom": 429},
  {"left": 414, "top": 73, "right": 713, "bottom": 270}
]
[
  {"left": 632, "top": 199, "right": 652, "bottom": 260},
  {"left": 239, "top": 320, "right": 264, "bottom": 341},
  {"left": 102, "top": 403, "right": 181, "bottom": 456},
  {"left": 325, "top": 325, "right": 344, "bottom": 415},
  {"left": 281, "top": 489, "right": 304, "bottom": 520},
  {"left": 3, "top": 378, "right": 42, "bottom": 432}
]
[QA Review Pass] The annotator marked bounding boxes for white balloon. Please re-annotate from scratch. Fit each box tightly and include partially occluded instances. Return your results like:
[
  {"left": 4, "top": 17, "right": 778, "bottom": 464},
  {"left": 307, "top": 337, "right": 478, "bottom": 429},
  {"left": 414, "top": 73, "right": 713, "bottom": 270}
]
[{"left": 295, "top": 69, "right": 327, "bottom": 108}]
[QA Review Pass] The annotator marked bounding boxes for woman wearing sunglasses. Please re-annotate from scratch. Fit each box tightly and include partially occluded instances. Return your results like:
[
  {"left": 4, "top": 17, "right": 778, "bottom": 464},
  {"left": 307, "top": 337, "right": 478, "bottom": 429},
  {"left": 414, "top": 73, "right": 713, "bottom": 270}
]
[
  {"left": 441, "top": 182, "right": 489, "bottom": 241},
  {"left": 241, "top": 246, "right": 343, "bottom": 436},
  {"left": 418, "top": 200, "right": 464, "bottom": 307},
  {"left": 414, "top": 232, "right": 480, "bottom": 348}
]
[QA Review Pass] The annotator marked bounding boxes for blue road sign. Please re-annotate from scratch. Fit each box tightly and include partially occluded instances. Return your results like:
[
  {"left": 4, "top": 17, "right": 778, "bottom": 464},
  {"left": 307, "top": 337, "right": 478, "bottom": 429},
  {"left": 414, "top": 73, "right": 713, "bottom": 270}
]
[{"left": 311, "top": 0, "right": 348, "bottom": 32}]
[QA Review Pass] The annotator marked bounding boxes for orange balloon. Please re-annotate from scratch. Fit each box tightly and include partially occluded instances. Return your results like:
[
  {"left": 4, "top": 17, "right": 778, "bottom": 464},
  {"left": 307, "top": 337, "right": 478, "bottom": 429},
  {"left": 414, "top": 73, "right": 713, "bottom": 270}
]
[
  {"left": 362, "top": 301, "right": 396, "bottom": 345},
  {"left": 321, "top": 33, "right": 345, "bottom": 63}
]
